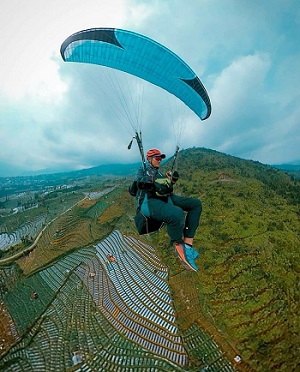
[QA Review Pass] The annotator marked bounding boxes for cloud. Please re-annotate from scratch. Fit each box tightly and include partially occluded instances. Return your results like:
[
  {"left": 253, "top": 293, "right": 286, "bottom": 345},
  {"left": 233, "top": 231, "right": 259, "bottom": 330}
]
[
  {"left": 206, "top": 53, "right": 271, "bottom": 147},
  {"left": 0, "top": 0, "right": 300, "bottom": 176}
]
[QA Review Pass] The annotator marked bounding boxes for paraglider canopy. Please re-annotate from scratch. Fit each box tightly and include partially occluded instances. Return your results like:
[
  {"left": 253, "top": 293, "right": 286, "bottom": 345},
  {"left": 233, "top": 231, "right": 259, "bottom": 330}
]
[{"left": 60, "top": 27, "right": 211, "bottom": 121}]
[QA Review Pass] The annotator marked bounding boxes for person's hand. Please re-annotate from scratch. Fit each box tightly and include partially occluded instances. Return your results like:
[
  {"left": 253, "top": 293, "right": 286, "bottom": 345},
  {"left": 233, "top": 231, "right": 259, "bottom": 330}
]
[
  {"left": 166, "top": 171, "right": 179, "bottom": 184},
  {"left": 166, "top": 171, "right": 172, "bottom": 181},
  {"left": 137, "top": 176, "right": 154, "bottom": 190}
]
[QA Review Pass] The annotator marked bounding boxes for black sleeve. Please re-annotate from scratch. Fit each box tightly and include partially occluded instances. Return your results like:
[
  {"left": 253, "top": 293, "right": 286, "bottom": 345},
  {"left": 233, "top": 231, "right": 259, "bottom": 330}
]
[
  {"left": 128, "top": 181, "right": 138, "bottom": 196},
  {"left": 136, "top": 166, "right": 154, "bottom": 190},
  {"left": 137, "top": 177, "right": 154, "bottom": 190}
]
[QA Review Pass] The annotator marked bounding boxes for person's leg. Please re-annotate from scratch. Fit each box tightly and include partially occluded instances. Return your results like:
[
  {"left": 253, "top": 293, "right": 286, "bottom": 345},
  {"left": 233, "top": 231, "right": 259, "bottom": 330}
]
[
  {"left": 147, "top": 198, "right": 185, "bottom": 243},
  {"left": 184, "top": 236, "right": 194, "bottom": 245},
  {"left": 148, "top": 196, "right": 200, "bottom": 272},
  {"left": 170, "top": 195, "right": 202, "bottom": 240}
]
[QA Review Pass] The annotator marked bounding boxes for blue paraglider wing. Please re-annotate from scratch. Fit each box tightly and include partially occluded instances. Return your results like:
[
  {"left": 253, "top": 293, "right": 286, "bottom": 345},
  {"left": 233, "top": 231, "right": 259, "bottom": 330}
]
[{"left": 60, "top": 28, "right": 211, "bottom": 120}]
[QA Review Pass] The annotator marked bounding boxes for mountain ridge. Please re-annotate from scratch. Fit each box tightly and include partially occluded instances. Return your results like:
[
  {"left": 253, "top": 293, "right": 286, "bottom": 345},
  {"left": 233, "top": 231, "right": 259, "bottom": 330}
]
[{"left": 1, "top": 148, "right": 299, "bottom": 179}]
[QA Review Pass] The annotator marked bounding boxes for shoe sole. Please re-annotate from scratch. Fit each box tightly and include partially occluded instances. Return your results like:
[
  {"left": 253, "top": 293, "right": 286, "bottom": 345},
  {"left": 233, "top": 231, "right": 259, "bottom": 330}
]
[{"left": 174, "top": 245, "right": 198, "bottom": 272}]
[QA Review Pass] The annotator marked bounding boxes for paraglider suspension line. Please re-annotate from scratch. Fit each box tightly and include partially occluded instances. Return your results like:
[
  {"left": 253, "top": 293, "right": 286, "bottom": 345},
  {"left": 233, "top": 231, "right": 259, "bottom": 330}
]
[
  {"left": 128, "top": 131, "right": 146, "bottom": 173},
  {"left": 171, "top": 145, "right": 180, "bottom": 173}
]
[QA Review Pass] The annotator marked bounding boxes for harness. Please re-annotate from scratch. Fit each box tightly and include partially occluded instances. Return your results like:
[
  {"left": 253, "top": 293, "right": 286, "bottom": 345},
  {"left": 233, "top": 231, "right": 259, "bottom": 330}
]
[{"left": 131, "top": 168, "right": 174, "bottom": 235}]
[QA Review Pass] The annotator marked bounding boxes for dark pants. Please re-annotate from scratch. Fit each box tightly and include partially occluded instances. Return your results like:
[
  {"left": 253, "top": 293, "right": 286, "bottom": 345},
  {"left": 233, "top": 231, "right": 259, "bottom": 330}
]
[{"left": 147, "top": 194, "right": 202, "bottom": 244}]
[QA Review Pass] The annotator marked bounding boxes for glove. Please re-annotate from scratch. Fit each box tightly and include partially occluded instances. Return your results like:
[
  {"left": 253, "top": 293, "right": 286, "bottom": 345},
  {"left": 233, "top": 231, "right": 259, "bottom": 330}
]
[
  {"left": 128, "top": 181, "right": 138, "bottom": 196},
  {"left": 137, "top": 176, "right": 154, "bottom": 190},
  {"left": 172, "top": 171, "right": 179, "bottom": 183},
  {"left": 137, "top": 181, "right": 153, "bottom": 190}
]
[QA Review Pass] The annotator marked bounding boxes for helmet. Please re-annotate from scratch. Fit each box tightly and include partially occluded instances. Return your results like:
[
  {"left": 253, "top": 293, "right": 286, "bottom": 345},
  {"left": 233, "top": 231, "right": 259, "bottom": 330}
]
[{"left": 146, "top": 149, "right": 166, "bottom": 160}]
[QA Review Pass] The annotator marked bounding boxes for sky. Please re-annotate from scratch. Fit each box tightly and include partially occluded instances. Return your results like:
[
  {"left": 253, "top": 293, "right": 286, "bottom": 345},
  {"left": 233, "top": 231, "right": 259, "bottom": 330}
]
[{"left": 0, "top": 0, "right": 299, "bottom": 177}]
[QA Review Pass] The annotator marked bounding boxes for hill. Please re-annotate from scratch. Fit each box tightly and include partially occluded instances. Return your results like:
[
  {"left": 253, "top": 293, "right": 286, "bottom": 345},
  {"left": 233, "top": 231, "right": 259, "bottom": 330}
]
[
  {"left": 272, "top": 163, "right": 300, "bottom": 180},
  {"left": 0, "top": 162, "right": 141, "bottom": 178},
  {"left": 0, "top": 147, "right": 299, "bottom": 371}
]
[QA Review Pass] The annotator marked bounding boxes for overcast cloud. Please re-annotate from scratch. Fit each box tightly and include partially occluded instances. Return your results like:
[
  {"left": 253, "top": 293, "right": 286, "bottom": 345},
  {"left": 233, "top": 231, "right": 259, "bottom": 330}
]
[{"left": 0, "top": 0, "right": 299, "bottom": 176}]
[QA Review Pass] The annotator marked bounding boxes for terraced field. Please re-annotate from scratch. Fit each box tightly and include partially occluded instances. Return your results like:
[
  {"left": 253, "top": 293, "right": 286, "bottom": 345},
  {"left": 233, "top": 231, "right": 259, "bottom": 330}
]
[
  {"left": 1, "top": 149, "right": 299, "bottom": 371},
  {"left": 0, "top": 215, "right": 46, "bottom": 251},
  {"left": 0, "top": 231, "right": 234, "bottom": 371}
]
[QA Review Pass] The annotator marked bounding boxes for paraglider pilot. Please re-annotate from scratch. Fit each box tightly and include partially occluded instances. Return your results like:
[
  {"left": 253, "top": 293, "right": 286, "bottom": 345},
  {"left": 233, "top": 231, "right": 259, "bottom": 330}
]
[{"left": 129, "top": 149, "right": 201, "bottom": 271}]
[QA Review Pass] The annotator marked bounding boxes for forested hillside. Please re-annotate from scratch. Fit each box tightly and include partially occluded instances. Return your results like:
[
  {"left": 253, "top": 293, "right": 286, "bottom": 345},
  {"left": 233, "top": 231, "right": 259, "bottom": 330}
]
[
  {"left": 0, "top": 148, "right": 299, "bottom": 371},
  {"left": 153, "top": 148, "right": 299, "bottom": 370}
]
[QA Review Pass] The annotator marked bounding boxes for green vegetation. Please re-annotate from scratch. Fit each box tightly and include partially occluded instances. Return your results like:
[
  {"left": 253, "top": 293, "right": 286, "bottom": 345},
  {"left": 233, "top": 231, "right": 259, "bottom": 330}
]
[
  {"left": 0, "top": 148, "right": 299, "bottom": 371},
  {"left": 156, "top": 148, "right": 299, "bottom": 371}
]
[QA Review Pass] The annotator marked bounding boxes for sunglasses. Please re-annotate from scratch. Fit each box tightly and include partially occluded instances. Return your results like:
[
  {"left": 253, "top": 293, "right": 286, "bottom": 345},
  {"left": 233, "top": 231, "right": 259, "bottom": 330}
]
[{"left": 153, "top": 156, "right": 162, "bottom": 161}]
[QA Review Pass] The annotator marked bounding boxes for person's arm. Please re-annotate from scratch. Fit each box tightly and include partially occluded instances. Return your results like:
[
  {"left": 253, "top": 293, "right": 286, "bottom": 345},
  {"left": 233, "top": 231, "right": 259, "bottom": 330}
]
[
  {"left": 136, "top": 167, "right": 154, "bottom": 190},
  {"left": 129, "top": 181, "right": 138, "bottom": 196},
  {"left": 129, "top": 167, "right": 148, "bottom": 196}
]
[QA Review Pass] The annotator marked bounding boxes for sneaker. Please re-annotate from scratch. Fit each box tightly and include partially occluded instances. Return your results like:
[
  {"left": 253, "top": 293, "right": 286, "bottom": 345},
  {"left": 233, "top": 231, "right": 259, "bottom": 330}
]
[
  {"left": 174, "top": 243, "right": 198, "bottom": 272},
  {"left": 185, "top": 244, "right": 199, "bottom": 260},
  {"left": 193, "top": 248, "right": 199, "bottom": 259}
]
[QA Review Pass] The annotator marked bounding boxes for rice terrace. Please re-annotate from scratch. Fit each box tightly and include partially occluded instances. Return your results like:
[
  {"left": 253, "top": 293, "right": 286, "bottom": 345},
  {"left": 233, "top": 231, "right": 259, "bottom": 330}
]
[{"left": 0, "top": 148, "right": 299, "bottom": 371}]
